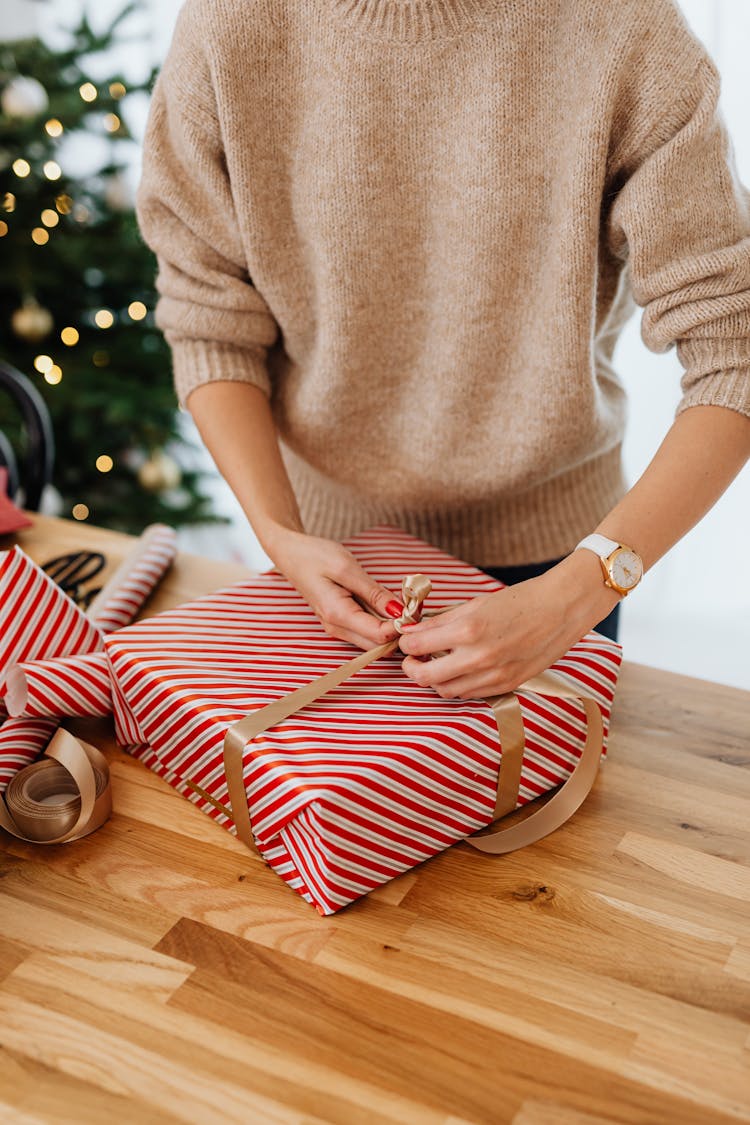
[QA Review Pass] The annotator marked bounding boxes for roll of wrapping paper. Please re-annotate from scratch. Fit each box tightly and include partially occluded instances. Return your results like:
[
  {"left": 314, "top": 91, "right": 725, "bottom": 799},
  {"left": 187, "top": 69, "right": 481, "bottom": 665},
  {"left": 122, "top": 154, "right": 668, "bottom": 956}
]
[
  {"left": 4, "top": 652, "right": 113, "bottom": 719},
  {"left": 0, "top": 544, "right": 103, "bottom": 789},
  {"left": 85, "top": 523, "right": 177, "bottom": 632},
  {"left": 0, "top": 523, "right": 176, "bottom": 842}
]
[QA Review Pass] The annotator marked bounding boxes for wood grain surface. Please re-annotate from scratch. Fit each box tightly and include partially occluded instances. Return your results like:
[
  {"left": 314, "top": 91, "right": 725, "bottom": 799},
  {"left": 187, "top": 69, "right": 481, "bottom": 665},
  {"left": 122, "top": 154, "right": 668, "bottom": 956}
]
[{"left": 1, "top": 514, "right": 749, "bottom": 1125}]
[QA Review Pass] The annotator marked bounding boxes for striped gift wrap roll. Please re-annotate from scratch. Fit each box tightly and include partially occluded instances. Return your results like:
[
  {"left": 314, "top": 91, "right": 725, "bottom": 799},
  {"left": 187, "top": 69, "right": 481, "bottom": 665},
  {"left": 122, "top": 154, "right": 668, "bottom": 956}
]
[
  {"left": 0, "top": 544, "right": 104, "bottom": 788},
  {"left": 0, "top": 525, "right": 176, "bottom": 838}
]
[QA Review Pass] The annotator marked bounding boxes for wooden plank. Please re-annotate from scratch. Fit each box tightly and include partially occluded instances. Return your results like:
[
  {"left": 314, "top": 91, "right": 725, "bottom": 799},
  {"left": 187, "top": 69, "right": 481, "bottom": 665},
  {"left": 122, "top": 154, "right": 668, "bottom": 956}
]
[
  {"left": 1, "top": 957, "right": 431, "bottom": 1125},
  {"left": 155, "top": 918, "right": 732, "bottom": 1125}
]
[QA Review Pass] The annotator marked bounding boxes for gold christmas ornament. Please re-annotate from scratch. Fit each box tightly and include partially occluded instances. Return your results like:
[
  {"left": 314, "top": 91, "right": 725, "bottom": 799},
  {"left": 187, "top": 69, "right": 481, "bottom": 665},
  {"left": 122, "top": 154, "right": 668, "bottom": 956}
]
[
  {"left": 138, "top": 451, "right": 182, "bottom": 493},
  {"left": 12, "top": 298, "right": 54, "bottom": 342}
]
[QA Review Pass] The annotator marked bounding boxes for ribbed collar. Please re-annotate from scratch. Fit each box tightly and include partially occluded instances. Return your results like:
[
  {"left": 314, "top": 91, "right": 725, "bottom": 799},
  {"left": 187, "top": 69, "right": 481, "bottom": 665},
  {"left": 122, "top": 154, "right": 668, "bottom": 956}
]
[{"left": 327, "top": 0, "right": 504, "bottom": 43}]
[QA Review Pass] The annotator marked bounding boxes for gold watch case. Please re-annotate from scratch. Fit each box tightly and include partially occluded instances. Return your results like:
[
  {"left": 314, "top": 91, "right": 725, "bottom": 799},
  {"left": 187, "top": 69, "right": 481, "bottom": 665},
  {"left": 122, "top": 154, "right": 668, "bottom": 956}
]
[{"left": 598, "top": 545, "right": 643, "bottom": 597}]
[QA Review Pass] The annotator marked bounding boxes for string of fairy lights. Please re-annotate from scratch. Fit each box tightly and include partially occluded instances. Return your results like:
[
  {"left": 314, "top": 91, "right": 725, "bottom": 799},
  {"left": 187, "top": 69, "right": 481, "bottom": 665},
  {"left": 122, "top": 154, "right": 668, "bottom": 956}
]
[{"left": 3, "top": 76, "right": 156, "bottom": 522}]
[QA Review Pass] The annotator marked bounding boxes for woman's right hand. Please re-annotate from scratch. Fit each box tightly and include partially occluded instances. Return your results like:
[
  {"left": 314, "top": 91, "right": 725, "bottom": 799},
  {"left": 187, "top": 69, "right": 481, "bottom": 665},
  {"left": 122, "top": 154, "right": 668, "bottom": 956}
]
[{"left": 264, "top": 528, "right": 405, "bottom": 650}]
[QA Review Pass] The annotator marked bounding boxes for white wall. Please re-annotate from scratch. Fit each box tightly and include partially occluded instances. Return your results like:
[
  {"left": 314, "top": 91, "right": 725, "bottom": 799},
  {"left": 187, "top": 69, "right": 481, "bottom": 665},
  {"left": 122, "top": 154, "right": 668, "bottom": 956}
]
[
  {"left": 6, "top": 0, "right": 749, "bottom": 688},
  {"left": 613, "top": 0, "right": 750, "bottom": 690}
]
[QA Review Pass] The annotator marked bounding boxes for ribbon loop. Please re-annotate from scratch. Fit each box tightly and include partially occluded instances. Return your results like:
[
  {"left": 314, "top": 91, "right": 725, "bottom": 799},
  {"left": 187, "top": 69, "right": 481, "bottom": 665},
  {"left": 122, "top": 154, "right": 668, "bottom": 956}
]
[{"left": 0, "top": 727, "right": 111, "bottom": 845}]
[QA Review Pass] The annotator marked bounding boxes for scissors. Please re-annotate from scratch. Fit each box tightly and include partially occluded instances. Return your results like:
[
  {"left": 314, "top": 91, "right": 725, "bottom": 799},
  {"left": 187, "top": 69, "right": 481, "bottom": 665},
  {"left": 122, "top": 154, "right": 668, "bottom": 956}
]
[{"left": 40, "top": 549, "right": 107, "bottom": 610}]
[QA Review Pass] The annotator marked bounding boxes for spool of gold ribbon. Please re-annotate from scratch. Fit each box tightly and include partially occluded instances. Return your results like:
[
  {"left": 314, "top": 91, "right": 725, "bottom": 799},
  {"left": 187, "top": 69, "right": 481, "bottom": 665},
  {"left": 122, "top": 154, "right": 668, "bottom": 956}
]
[
  {"left": 213, "top": 573, "right": 608, "bottom": 859},
  {"left": 0, "top": 728, "right": 112, "bottom": 844}
]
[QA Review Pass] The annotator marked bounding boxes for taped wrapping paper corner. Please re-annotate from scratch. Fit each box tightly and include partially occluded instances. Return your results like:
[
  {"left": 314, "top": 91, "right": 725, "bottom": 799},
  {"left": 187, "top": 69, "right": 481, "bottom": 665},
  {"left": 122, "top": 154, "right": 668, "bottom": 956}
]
[{"left": 0, "top": 523, "right": 176, "bottom": 842}]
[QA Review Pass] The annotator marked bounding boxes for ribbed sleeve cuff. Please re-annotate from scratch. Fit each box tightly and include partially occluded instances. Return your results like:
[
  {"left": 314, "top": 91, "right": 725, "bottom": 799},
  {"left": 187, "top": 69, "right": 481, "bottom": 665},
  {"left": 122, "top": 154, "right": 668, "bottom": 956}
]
[
  {"left": 674, "top": 368, "right": 750, "bottom": 420},
  {"left": 168, "top": 339, "right": 272, "bottom": 410}
]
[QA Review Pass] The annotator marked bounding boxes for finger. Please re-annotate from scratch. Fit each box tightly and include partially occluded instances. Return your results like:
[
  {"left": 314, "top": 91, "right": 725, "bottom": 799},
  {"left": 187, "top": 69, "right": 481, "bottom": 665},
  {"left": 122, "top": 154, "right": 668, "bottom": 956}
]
[
  {"left": 405, "top": 661, "right": 517, "bottom": 700},
  {"left": 323, "top": 591, "right": 399, "bottom": 645},
  {"left": 416, "top": 593, "right": 482, "bottom": 626},
  {"left": 401, "top": 650, "right": 478, "bottom": 686},
  {"left": 351, "top": 591, "right": 404, "bottom": 621},
  {"left": 343, "top": 567, "right": 404, "bottom": 621},
  {"left": 432, "top": 671, "right": 522, "bottom": 699},
  {"left": 398, "top": 618, "right": 461, "bottom": 656},
  {"left": 341, "top": 601, "right": 400, "bottom": 644},
  {"left": 326, "top": 620, "right": 400, "bottom": 653}
]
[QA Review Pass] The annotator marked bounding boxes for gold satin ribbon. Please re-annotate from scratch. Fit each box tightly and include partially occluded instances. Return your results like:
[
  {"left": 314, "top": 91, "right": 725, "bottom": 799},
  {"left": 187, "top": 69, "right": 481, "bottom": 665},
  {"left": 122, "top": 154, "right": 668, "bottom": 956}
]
[
  {"left": 220, "top": 574, "right": 607, "bottom": 858},
  {"left": 0, "top": 728, "right": 112, "bottom": 844}
]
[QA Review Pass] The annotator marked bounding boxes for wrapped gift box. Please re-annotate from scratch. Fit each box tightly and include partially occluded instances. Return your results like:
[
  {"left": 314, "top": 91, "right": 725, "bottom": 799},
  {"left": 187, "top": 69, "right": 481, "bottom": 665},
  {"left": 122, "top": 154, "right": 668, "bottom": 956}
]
[{"left": 100, "top": 525, "right": 622, "bottom": 916}]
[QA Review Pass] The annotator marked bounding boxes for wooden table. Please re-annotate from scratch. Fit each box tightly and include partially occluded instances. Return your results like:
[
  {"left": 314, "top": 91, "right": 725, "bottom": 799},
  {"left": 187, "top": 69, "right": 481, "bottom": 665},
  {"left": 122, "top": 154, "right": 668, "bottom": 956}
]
[{"left": 1, "top": 514, "right": 749, "bottom": 1125}]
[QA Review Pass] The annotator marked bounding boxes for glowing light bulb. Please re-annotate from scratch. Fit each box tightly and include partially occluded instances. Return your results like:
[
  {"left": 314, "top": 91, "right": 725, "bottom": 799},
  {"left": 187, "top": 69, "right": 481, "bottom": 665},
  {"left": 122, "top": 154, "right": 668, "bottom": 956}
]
[
  {"left": 109, "top": 82, "right": 126, "bottom": 98},
  {"left": 13, "top": 159, "right": 31, "bottom": 178},
  {"left": 103, "top": 113, "right": 120, "bottom": 133},
  {"left": 34, "top": 355, "right": 53, "bottom": 374},
  {"left": 95, "top": 309, "right": 114, "bottom": 329},
  {"left": 79, "top": 83, "right": 97, "bottom": 103},
  {"left": 31, "top": 227, "right": 49, "bottom": 245},
  {"left": 41, "top": 209, "right": 59, "bottom": 227},
  {"left": 45, "top": 118, "right": 63, "bottom": 137},
  {"left": 72, "top": 504, "right": 90, "bottom": 520},
  {"left": 44, "top": 365, "right": 62, "bottom": 385},
  {"left": 0, "top": 221, "right": 7, "bottom": 237},
  {"left": 96, "top": 455, "right": 114, "bottom": 473},
  {"left": 128, "top": 301, "right": 147, "bottom": 320},
  {"left": 61, "top": 327, "right": 79, "bottom": 345},
  {"left": 43, "top": 161, "right": 62, "bottom": 181},
  {"left": 55, "top": 194, "right": 73, "bottom": 214}
]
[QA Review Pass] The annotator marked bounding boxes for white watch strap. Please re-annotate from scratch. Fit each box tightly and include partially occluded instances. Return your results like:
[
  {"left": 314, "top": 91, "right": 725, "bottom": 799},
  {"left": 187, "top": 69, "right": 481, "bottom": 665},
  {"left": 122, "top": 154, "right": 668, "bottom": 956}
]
[{"left": 574, "top": 533, "right": 621, "bottom": 558}]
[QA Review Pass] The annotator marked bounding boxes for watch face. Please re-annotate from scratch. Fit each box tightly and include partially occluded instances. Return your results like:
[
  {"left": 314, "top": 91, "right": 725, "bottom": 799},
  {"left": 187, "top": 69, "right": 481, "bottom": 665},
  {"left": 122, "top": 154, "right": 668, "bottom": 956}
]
[{"left": 611, "top": 548, "right": 643, "bottom": 590}]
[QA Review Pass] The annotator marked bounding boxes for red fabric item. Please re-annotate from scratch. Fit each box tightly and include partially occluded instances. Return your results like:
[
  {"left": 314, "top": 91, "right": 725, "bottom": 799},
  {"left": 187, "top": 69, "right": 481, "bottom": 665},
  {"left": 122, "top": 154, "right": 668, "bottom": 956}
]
[{"left": 0, "top": 469, "right": 33, "bottom": 534}]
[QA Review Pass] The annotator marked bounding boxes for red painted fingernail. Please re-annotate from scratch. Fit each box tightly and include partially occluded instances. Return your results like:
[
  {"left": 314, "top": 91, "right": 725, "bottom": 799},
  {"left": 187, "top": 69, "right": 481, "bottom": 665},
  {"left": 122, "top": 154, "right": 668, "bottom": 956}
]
[{"left": 385, "top": 600, "right": 404, "bottom": 618}]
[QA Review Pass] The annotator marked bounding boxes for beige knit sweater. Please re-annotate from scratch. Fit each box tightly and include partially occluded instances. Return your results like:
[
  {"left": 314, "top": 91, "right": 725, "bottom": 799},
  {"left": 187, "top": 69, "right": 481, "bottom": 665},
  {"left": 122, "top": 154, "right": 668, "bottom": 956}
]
[{"left": 135, "top": 0, "right": 750, "bottom": 567}]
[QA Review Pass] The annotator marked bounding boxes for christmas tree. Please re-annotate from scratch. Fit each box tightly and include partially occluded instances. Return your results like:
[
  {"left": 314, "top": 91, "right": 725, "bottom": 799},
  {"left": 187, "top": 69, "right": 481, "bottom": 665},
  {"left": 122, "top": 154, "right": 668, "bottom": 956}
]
[{"left": 0, "top": 1, "right": 224, "bottom": 533}]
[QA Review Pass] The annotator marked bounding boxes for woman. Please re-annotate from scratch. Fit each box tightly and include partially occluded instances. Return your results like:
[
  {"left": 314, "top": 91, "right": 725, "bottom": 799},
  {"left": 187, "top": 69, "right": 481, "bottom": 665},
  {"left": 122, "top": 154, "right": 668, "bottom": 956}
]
[{"left": 135, "top": 0, "right": 750, "bottom": 701}]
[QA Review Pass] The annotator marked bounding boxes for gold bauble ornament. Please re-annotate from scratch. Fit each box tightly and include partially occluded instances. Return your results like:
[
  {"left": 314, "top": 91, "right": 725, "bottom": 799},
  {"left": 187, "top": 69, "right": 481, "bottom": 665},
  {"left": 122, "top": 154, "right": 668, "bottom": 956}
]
[
  {"left": 137, "top": 450, "right": 181, "bottom": 492},
  {"left": 11, "top": 298, "right": 54, "bottom": 342}
]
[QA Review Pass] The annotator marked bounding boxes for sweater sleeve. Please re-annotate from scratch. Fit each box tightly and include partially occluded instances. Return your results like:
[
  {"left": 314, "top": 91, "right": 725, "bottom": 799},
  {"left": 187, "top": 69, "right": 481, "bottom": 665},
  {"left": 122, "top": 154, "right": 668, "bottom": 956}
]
[
  {"left": 603, "top": 7, "right": 750, "bottom": 421},
  {"left": 134, "top": 5, "right": 279, "bottom": 409}
]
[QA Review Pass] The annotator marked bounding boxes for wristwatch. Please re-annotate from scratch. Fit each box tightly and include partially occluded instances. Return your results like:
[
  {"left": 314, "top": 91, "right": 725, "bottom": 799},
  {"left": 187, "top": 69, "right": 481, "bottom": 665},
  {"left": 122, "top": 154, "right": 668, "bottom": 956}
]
[{"left": 573, "top": 533, "right": 644, "bottom": 597}]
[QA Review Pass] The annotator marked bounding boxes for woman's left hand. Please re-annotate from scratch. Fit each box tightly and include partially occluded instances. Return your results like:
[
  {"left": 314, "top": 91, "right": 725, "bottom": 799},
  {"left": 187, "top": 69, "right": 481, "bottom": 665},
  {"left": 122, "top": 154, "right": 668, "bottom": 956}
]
[{"left": 398, "top": 552, "right": 621, "bottom": 699}]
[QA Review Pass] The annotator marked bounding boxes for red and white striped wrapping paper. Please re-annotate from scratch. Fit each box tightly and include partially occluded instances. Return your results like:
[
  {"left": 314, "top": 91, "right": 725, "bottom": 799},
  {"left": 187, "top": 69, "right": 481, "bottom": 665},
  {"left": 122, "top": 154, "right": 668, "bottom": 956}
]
[
  {"left": 104, "top": 526, "right": 623, "bottom": 916},
  {"left": 0, "top": 546, "right": 104, "bottom": 788},
  {"left": 5, "top": 653, "right": 113, "bottom": 719},
  {"left": 0, "top": 525, "right": 176, "bottom": 789},
  {"left": 86, "top": 524, "right": 177, "bottom": 633}
]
